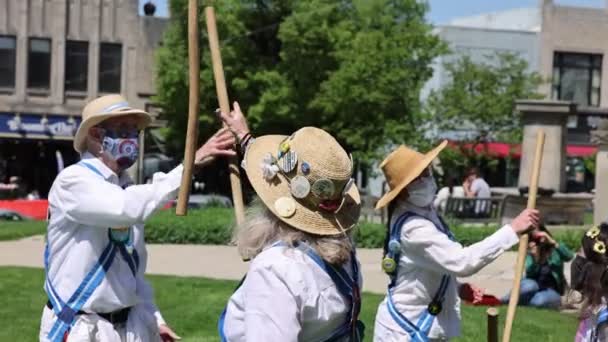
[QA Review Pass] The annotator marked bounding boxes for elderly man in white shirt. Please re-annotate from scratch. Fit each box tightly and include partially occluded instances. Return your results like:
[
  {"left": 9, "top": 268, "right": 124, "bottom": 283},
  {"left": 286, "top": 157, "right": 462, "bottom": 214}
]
[
  {"left": 373, "top": 142, "right": 539, "bottom": 342},
  {"left": 39, "top": 95, "right": 236, "bottom": 342}
]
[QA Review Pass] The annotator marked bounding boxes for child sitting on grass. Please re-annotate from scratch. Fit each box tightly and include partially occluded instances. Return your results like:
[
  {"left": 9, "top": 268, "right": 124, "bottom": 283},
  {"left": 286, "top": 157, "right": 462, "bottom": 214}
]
[{"left": 574, "top": 223, "right": 608, "bottom": 341}]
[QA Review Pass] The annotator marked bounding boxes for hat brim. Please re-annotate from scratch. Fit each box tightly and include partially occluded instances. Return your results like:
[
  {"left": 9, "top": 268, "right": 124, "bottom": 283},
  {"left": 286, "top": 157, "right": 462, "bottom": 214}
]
[
  {"left": 375, "top": 140, "right": 448, "bottom": 210},
  {"left": 244, "top": 135, "right": 361, "bottom": 236},
  {"left": 73, "top": 110, "right": 151, "bottom": 153}
]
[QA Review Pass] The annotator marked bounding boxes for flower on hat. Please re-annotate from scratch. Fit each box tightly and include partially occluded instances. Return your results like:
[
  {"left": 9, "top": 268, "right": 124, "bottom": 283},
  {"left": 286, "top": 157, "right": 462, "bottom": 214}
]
[{"left": 261, "top": 153, "right": 280, "bottom": 180}]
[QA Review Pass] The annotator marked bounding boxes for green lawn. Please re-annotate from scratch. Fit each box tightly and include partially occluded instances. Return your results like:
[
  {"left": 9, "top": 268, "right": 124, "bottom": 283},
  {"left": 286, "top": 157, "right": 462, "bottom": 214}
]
[
  {"left": 1, "top": 267, "right": 577, "bottom": 341},
  {"left": 0, "top": 221, "right": 46, "bottom": 241}
]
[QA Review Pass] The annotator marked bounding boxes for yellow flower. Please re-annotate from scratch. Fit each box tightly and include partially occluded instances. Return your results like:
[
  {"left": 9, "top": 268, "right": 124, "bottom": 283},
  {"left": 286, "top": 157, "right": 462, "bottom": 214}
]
[
  {"left": 587, "top": 226, "right": 601, "bottom": 239},
  {"left": 593, "top": 241, "right": 606, "bottom": 255}
]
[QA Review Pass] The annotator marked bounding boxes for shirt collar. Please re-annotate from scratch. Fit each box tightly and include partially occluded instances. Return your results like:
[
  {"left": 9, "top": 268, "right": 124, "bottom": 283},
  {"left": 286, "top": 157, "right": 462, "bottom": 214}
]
[{"left": 80, "top": 152, "right": 118, "bottom": 182}]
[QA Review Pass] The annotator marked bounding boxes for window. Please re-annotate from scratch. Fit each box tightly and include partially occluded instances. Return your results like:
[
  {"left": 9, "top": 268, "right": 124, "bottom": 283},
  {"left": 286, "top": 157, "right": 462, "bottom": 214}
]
[
  {"left": 65, "top": 41, "right": 89, "bottom": 92},
  {"left": 0, "top": 36, "right": 16, "bottom": 89},
  {"left": 552, "top": 52, "right": 602, "bottom": 107},
  {"left": 28, "top": 38, "right": 52, "bottom": 90},
  {"left": 99, "top": 43, "right": 122, "bottom": 93}
]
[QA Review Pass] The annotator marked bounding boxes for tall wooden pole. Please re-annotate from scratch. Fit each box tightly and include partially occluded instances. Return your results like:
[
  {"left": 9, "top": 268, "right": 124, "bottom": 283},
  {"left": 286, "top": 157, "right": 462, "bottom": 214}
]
[
  {"left": 205, "top": 6, "right": 245, "bottom": 225},
  {"left": 175, "top": 0, "right": 200, "bottom": 216},
  {"left": 502, "top": 131, "right": 545, "bottom": 342}
]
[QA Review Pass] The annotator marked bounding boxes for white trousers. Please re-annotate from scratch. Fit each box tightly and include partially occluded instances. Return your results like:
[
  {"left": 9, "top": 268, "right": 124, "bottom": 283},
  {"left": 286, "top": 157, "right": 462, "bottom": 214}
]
[{"left": 39, "top": 304, "right": 161, "bottom": 342}]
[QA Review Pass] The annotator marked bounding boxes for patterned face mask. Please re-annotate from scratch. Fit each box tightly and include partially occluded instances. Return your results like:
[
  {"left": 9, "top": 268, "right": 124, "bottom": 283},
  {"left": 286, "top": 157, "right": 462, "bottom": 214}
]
[{"left": 102, "top": 136, "right": 139, "bottom": 170}]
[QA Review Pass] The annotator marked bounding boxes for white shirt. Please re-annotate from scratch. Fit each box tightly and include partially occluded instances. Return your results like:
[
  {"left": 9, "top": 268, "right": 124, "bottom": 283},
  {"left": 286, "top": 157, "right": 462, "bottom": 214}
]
[
  {"left": 374, "top": 201, "right": 518, "bottom": 339},
  {"left": 433, "top": 186, "right": 464, "bottom": 212},
  {"left": 45, "top": 153, "right": 183, "bottom": 325},
  {"left": 223, "top": 243, "right": 360, "bottom": 342},
  {"left": 471, "top": 178, "right": 490, "bottom": 198}
]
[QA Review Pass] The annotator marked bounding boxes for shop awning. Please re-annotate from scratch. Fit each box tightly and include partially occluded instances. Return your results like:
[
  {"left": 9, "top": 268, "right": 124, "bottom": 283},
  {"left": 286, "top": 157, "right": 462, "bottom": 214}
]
[{"left": 447, "top": 141, "right": 597, "bottom": 158}]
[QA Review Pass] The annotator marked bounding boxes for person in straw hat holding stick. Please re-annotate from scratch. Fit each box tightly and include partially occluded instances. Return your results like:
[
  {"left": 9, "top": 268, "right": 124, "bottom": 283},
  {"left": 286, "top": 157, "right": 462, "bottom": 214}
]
[
  {"left": 217, "top": 103, "right": 364, "bottom": 341},
  {"left": 373, "top": 141, "right": 540, "bottom": 342},
  {"left": 39, "top": 94, "right": 236, "bottom": 342}
]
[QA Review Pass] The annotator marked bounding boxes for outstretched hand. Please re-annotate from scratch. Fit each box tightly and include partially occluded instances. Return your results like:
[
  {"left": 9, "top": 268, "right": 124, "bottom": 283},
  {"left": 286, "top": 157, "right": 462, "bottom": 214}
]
[
  {"left": 194, "top": 128, "right": 236, "bottom": 167},
  {"left": 218, "top": 101, "right": 249, "bottom": 141}
]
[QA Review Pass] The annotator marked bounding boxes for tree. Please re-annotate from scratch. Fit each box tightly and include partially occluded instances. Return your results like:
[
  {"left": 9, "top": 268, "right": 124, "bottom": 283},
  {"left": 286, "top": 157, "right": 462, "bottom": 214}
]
[
  {"left": 425, "top": 52, "right": 544, "bottom": 144},
  {"left": 424, "top": 52, "right": 544, "bottom": 186},
  {"left": 155, "top": 0, "right": 444, "bottom": 167}
]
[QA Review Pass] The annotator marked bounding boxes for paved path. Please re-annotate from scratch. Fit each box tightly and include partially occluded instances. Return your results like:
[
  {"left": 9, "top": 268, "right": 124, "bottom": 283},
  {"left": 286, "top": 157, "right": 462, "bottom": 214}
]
[{"left": 0, "top": 236, "right": 570, "bottom": 296}]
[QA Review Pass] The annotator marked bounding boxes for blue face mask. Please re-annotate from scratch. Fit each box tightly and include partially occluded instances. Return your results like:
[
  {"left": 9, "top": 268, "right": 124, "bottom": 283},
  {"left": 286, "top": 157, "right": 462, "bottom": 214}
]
[{"left": 102, "top": 136, "right": 139, "bottom": 170}]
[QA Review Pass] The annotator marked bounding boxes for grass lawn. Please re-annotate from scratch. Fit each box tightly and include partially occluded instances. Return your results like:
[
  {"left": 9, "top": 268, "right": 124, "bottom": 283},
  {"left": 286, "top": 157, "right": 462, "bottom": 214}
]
[
  {"left": 1, "top": 267, "right": 577, "bottom": 342},
  {"left": 0, "top": 221, "right": 46, "bottom": 241}
]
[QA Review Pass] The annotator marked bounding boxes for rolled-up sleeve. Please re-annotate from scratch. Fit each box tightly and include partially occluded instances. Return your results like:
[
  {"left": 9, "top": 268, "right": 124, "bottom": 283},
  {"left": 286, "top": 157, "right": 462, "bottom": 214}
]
[
  {"left": 56, "top": 164, "right": 183, "bottom": 227},
  {"left": 403, "top": 218, "right": 519, "bottom": 277}
]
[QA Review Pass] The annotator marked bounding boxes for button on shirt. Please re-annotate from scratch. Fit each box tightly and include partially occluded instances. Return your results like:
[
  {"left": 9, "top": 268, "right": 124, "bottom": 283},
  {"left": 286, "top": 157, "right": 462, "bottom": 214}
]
[
  {"left": 375, "top": 201, "right": 518, "bottom": 339},
  {"left": 223, "top": 244, "right": 361, "bottom": 342},
  {"left": 45, "top": 154, "right": 183, "bottom": 325}
]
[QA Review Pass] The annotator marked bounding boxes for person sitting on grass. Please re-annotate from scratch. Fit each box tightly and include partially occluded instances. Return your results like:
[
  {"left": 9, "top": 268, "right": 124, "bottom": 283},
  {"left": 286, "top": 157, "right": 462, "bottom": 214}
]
[
  {"left": 574, "top": 223, "right": 608, "bottom": 341},
  {"left": 217, "top": 103, "right": 364, "bottom": 341},
  {"left": 501, "top": 224, "right": 574, "bottom": 309}
]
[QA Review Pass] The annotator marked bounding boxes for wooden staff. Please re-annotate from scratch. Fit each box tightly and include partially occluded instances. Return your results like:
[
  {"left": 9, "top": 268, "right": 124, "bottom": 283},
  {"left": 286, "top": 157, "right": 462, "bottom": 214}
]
[
  {"left": 176, "top": 0, "right": 200, "bottom": 216},
  {"left": 205, "top": 6, "right": 246, "bottom": 225},
  {"left": 487, "top": 307, "right": 499, "bottom": 342},
  {"left": 502, "top": 130, "right": 545, "bottom": 342}
]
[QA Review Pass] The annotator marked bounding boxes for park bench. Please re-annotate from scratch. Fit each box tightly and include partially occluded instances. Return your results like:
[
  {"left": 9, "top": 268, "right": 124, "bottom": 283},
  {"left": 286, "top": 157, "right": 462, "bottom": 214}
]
[{"left": 443, "top": 197, "right": 505, "bottom": 225}]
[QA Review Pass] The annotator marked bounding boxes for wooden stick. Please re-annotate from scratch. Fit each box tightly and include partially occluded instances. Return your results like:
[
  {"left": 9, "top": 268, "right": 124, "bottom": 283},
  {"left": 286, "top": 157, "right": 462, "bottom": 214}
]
[
  {"left": 502, "top": 130, "right": 545, "bottom": 342},
  {"left": 487, "top": 307, "right": 499, "bottom": 342},
  {"left": 175, "top": 0, "right": 200, "bottom": 216},
  {"left": 204, "top": 6, "right": 246, "bottom": 225}
]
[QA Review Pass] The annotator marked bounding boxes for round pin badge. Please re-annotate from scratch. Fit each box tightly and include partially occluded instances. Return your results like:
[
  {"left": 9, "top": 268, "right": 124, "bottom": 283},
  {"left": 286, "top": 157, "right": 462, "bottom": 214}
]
[
  {"left": 301, "top": 162, "right": 311, "bottom": 175},
  {"left": 280, "top": 151, "right": 298, "bottom": 173},
  {"left": 290, "top": 175, "right": 311, "bottom": 199},
  {"left": 311, "top": 178, "right": 335, "bottom": 200},
  {"left": 274, "top": 197, "right": 296, "bottom": 218}
]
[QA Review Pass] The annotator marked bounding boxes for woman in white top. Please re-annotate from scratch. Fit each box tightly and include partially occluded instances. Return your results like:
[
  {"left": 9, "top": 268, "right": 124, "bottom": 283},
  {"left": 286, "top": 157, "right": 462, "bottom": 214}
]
[
  {"left": 373, "top": 142, "right": 539, "bottom": 341},
  {"left": 218, "top": 104, "right": 364, "bottom": 341}
]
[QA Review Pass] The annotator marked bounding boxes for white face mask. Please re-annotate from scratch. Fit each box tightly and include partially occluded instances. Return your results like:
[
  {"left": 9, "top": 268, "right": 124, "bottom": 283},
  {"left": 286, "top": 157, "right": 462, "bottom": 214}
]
[{"left": 406, "top": 176, "right": 437, "bottom": 207}]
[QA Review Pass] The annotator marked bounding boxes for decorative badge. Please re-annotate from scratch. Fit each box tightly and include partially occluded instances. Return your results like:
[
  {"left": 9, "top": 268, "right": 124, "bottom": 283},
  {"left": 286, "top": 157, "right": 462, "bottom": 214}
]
[
  {"left": 274, "top": 197, "right": 296, "bottom": 218},
  {"left": 290, "top": 175, "right": 311, "bottom": 199},
  {"left": 311, "top": 178, "right": 335, "bottom": 200},
  {"left": 280, "top": 151, "right": 298, "bottom": 173}
]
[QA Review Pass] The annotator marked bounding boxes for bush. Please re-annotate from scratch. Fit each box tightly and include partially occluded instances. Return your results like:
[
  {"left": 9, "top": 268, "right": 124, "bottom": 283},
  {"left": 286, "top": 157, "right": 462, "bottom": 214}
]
[
  {"left": 354, "top": 221, "right": 585, "bottom": 251},
  {"left": 145, "top": 208, "right": 235, "bottom": 244}
]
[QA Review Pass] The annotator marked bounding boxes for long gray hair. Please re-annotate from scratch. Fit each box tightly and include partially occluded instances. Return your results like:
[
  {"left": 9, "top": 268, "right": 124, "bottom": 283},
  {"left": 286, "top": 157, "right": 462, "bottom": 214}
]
[{"left": 233, "top": 199, "right": 354, "bottom": 266}]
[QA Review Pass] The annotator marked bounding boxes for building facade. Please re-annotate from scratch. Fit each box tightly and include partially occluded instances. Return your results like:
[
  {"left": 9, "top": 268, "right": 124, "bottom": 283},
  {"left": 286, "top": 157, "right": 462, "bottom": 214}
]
[{"left": 0, "top": 0, "right": 167, "bottom": 197}]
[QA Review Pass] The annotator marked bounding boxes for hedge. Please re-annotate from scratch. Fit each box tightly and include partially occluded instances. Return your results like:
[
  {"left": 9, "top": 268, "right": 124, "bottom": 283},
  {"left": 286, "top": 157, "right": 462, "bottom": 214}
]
[{"left": 145, "top": 208, "right": 586, "bottom": 251}]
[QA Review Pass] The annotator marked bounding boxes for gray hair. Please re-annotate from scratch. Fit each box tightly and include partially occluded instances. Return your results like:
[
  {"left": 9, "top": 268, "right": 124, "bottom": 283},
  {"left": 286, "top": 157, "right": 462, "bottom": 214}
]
[{"left": 233, "top": 199, "right": 354, "bottom": 266}]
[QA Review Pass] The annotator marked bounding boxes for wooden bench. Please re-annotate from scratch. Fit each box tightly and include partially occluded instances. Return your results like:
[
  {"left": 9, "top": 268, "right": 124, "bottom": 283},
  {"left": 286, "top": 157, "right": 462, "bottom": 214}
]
[{"left": 443, "top": 197, "right": 505, "bottom": 225}]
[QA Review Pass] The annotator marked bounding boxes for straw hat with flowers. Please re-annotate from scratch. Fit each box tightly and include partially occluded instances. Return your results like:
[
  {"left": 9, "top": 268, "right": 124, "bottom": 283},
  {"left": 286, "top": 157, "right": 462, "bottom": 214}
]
[
  {"left": 243, "top": 127, "right": 361, "bottom": 236},
  {"left": 375, "top": 140, "right": 448, "bottom": 210},
  {"left": 73, "top": 94, "right": 151, "bottom": 153}
]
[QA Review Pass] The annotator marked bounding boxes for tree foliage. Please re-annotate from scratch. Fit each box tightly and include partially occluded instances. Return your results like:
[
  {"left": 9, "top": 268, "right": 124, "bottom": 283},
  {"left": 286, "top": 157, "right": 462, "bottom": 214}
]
[
  {"left": 155, "top": 0, "right": 445, "bottom": 166},
  {"left": 425, "top": 52, "right": 544, "bottom": 144}
]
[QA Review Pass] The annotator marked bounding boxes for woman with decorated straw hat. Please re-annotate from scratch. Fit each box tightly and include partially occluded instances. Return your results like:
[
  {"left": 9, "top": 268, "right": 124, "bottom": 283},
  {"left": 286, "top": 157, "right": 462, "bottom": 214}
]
[
  {"left": 373, "top": 142, "right": 540, "bottom": 342},
  {"left": 217, "top": 103, "right": 364, "bottom": 342}
]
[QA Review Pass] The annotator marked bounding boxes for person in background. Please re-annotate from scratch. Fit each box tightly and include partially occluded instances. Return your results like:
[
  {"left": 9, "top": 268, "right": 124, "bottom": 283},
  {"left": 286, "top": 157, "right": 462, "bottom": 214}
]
[
  {"left": 501, "top": 224, "right": 573, "bottom": 309},
  {"left": 433, "top": 176, "right": 464, "bottom": 213},
  {"left": 462, "top": 168, "right": 491, "bottom": 216}
]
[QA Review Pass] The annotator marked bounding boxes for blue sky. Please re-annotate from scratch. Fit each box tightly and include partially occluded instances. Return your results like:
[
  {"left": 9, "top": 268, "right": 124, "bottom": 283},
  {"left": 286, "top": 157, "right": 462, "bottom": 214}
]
[{"left": 140, "top": 0, "right": 605, "bottom": 23}]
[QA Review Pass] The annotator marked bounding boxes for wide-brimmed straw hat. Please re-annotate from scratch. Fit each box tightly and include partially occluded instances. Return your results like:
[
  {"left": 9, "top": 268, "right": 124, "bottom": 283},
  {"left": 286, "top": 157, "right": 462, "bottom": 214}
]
[
  {"left": 73, "top": 94, "right": 152, "bottom": 153},
  {"left": 375, "top": 140, "right": 448, "bottom": 210},
  {"left": 244, "top": 127, "right": 361, "bottom": 236}
]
